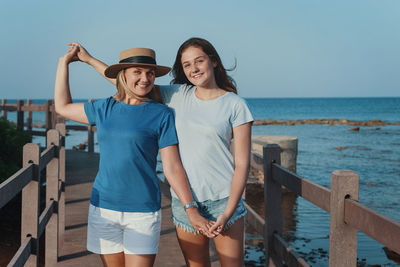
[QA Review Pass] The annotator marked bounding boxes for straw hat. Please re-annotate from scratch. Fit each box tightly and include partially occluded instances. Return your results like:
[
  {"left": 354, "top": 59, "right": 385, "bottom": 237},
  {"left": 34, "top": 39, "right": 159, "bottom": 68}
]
[{"left": 104, "top": 48, "right": 171, "bottom": 78}]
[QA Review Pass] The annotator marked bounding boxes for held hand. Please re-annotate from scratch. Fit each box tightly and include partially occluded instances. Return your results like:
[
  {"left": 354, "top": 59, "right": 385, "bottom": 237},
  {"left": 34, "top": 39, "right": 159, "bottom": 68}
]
[
  {"left": 209, "top": 213, "right": 229, "bottom": 234},
  {"left": 186, "top": 208, "right": 216, "bottom": 238},
  {"left": 61, "top": 45, "right": 79, "bottom": 64},
  {"left": 67, "top": 42, "right": 92, "bottom": 63}
]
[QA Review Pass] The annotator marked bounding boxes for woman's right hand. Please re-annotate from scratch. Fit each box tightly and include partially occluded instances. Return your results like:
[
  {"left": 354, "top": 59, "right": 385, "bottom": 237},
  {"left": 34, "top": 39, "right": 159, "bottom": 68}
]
[
  {"left": 67, "top": 42, "right": 93, "bottom": 64},
  {"left": 185, "top": 208, "right": 217, "bottom": 238},
  {"left": 60, "top": 45, "right": 79, "bottom": 64}
]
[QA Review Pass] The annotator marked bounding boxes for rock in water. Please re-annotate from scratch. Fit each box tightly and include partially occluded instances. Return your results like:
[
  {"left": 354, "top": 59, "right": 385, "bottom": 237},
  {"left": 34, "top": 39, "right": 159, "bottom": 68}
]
[
  {"left": 349, "top": 127, "right": 360, "bottom": 131},
  {"left": 78, "top": 143, "right": 86, "bottom": 150}
]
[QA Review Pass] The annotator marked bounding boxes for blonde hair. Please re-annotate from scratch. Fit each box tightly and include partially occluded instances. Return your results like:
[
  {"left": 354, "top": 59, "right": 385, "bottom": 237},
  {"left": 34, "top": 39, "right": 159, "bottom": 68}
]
[{"left": 114, "top": 69, "right": 151, "bottom": 102}]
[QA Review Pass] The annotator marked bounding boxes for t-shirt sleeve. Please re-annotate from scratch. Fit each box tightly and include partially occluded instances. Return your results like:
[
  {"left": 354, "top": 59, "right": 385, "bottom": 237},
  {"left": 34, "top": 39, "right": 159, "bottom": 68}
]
[
  {"left": 84, "top": 98, "right": 107, "bottom": 126},
  {"left": 158, "top": 109, "right": 179, "bottom": 149},
  {"left": 231, "top": 97, "right": 254, "bottom": 128},
  {"left": 159, "top": 84, "right": 182, "bottom": 106}
]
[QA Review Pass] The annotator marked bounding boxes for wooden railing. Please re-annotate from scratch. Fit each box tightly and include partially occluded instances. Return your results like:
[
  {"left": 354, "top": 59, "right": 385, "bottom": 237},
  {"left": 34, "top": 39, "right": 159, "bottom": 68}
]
[
  {"left": 244, "top": 144, "right": 400, "bottom": 267},
  {"left": 1, "top": 99, "right": 96, "bottom": 152},
  {"left": 0, "top": 124, "right": 66, "bottom": 267}
]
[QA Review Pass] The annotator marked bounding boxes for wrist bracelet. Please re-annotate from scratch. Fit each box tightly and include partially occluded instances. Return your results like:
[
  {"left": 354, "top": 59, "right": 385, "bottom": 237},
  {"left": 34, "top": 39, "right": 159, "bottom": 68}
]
[{"left": 183, "top": 201, "right": 198, "bottom": 211}]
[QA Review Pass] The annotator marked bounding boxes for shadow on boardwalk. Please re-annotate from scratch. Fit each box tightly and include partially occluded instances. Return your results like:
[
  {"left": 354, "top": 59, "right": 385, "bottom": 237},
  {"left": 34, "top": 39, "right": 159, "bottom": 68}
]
[{"left": 58, "top": 150, "right": 219, "bottom": 267}]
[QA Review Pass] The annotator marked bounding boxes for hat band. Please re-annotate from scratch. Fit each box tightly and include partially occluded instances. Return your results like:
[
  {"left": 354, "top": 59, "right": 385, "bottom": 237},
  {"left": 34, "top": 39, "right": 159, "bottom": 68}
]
[{"left": 119, "top": 56, "right": 156, "bottom": 65}]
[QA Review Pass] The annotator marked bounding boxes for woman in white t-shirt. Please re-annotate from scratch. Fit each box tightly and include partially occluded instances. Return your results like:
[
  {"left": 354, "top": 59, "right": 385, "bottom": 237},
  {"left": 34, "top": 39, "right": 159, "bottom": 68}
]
[{"left": 74, "top": 38, "right": 253, "bottom": 267}]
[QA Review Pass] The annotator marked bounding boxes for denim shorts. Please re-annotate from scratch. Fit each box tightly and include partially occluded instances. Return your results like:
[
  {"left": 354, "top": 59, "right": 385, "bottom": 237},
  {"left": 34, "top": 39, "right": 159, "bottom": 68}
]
[{"left": 171, "top": 197, "right": 247, "bottom": 234}]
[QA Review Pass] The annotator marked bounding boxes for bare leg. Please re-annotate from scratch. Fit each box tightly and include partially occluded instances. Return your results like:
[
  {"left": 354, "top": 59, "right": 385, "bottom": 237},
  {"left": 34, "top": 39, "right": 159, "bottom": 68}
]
[
  {"left": 125, "top": 254, "right": 156, "bottom": 267},
  {"left": 213, "top": 217, "right": 244, "bottom": 267},
  {"left": 175, "top": 227, "right": 211, "bottom": 267},
  {"left": 100, "top": 252, "right": 125, "bottom": 267}
]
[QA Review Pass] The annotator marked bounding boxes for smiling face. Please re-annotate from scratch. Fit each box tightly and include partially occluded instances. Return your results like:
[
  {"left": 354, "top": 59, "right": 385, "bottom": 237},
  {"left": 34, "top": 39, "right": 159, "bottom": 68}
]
[
  {"left": 124, "top": 66, "right": 156, "bottom": 97},
  {"left": 181, "top": 46, "right": 218, "bottom": 89}
]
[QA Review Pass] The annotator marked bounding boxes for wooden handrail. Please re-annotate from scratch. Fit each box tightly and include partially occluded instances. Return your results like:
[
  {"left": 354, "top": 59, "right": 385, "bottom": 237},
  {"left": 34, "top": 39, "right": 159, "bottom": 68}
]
[
  {"left": 7, "top": 236, "right": 32, "bottom": 267},
  {"left": 0, "top": 165, "right": 34, "bottom": 209},
  {"left": 273, "top": 233, "right": 310, "bottom": 267},
  {"left": 344, "top": 199, "right": 400, "bottom": 254},
  {"left": 39, "top": 145, "right": 57, "bottom": 171},
  {"left": 272, "top": 163, "right": 331, "bottom": 212},
  {"left": 246, "top": 144, "right": 400, "bottom": 266},
  {"left": 38, "top": 199, "right": 57, "bottom": 238},
  {"left": 0, "top": 124, "right": 65, "bottom": 267}
]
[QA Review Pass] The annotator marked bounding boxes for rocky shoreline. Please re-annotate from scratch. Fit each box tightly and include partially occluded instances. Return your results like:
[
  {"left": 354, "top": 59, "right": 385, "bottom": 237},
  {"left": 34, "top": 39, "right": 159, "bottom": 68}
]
[{"left": 253, "top": 118, "right": 400, "bottom": 127}]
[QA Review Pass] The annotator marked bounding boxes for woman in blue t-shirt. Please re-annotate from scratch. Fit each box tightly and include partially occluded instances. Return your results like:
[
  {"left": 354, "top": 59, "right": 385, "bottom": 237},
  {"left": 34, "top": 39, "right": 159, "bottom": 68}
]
[
  {"left": 54, "top": 44, "right": 214, "bottom": 267},
  {"left": 71, "top": 38, "right": 253, "bottom": 267}
]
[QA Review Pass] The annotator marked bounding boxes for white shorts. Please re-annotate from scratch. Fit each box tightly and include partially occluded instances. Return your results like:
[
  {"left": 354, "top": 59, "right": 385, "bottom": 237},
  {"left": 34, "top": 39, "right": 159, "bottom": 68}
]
[{"left": 87, "top": 204, "right": 161, "bottom": 255}]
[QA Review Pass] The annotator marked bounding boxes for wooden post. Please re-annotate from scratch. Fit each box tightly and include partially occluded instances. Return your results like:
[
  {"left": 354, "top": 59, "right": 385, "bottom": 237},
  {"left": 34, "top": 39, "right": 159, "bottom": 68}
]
[
  {"left": 329, "top": 170, "right": 359, "bottom": 267},
  {"left": 88, "top": 125, "right": 94, "bottom": 153},
  {"left": 45, "top": 100, "right": 52, "bottom": 131},
  {"left": 45, "top": 129, "right": 60, "bottom": 265},
  {"left": 87, "top": 99, "right": 94, "bottom": 153},
  {"left": 17, "top": 100, "right": 24, "bottom": 130},
  {"left": 27, "top": 99, "right": 33, "bottom": 132},
  {"left": 56, "top": 123, "right": 66, "bottom": 254},
  {"left": 1, "top": 99, "right": 7, "bottom": 119},
  {"left": 21, "top": 143, "right": 41, "bottom": 267},
  {"left": 51, "top": 102, "right": 57, "bottom": 129},
  {"left": 264, "top": 144, "right": 282, "bottom": 266}
]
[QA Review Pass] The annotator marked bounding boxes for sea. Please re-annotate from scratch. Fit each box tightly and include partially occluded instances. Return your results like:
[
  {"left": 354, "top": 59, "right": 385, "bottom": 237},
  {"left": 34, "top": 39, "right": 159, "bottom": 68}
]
[{"left": 4, "top": 97, "right": 400, "bottom": 266}]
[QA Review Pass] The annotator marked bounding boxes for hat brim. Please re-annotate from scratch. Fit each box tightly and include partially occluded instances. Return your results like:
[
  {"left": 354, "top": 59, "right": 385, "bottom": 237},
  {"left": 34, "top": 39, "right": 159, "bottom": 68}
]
[{"left": 104, "top": 63, "right": 171, "bottom": 78}]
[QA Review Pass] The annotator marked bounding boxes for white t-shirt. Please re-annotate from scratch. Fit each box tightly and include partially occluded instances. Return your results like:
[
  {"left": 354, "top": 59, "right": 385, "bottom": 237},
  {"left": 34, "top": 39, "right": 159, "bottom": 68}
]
[{"left": 160, "top": 84, "right": 254, "bottom": 201}]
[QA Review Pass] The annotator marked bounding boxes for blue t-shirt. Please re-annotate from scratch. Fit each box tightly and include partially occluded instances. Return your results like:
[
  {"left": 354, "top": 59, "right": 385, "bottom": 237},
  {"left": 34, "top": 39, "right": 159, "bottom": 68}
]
[{"left": 84, "top": 97, "right": 178, "bottom": 212}]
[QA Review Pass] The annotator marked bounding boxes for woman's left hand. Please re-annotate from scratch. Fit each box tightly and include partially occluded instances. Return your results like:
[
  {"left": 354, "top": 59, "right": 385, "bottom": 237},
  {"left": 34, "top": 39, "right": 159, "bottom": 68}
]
[
  {"left": 186, "top": 208, "right": 216, "bottom": 238},
  {"left": 209, "top": 213, "right": 229, "bottom": 234}
]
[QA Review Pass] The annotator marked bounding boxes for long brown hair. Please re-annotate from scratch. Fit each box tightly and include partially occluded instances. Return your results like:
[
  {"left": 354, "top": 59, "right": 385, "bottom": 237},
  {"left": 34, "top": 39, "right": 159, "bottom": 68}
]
[{"left": 171, "top": 37, "right": 237, "bottom": 94}]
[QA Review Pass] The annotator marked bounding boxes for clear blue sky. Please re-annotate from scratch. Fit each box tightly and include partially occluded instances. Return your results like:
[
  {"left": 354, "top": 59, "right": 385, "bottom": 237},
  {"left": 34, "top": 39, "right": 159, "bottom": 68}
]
[{"left": 1, "top": 0, "right": 399, "bottom": 98}]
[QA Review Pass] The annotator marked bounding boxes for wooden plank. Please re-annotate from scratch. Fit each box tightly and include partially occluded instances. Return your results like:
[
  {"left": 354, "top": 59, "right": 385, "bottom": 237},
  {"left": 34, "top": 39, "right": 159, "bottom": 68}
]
[
  {"left": 1, "top": 106, "right": 18, "bottom": 111},
  {"left": 0, "top": 165, "right": 33, "bottom": 209},
  {"left": 65, "top": 124, "right": 97, "bottom": 132},
  {"left": 272, "top": 164, "right": 331, "bottom": 212},
  {"left": 31, "top": 123, "right": 46, "bottom": 129},
  {"left": 244, "top": 201, "right": 265, "bottom": 234},
  {"left": 39, "top": 145, "right": 56, "bottom": 171},
  {"left": 66, "top": 125, "right": 89, "bottom": 131},
  {"left": 329, "top": 170, "right": 359, "bottom": 267},
  {"left": 272, "top": 234, "right": 310, "bottom": 267},
  {"left": 30, "top": 130, "right": 46, "bottom": 136},
  {"left": 301, "top": 179, "right": 331, "bottom": 213},
  {"left": 344, "top": 199, "right": 400, "bottom": 254},
  {"left": 38, "top": 200, "right": 56, "bottom": 238},
  {"left": 272, "top": 163, "right": 302, "bottom": 195},
  {"left": 1, "top": 101, "right": 17, "bottom": 113},
  {"left": 21, "top": 104, "right": 48, "bottom": 112},
  {"left": 7, "top": 236, "right": 32, "bottom": 267}
]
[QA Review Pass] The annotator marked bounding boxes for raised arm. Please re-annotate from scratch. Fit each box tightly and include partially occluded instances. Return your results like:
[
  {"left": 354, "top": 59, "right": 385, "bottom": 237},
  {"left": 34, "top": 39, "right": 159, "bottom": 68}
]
[
  {"left": 160, "top": 144, "right": 216, "bottom": 237},
  {"left": 210, "top": 122, "right": 252, "bottom": 233},
  {"left": 68, "top": 42, "right": 116, "bottom": 85},
  {"left": 54, "top": 45, "right": 88, "bottom": 124}
]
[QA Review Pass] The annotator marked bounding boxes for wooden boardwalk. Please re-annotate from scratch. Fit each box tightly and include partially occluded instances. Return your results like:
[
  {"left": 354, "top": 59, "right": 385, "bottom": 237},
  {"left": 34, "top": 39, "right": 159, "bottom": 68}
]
[{"left": 58, "top": 150, "right": 219, "bottom": 267}]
